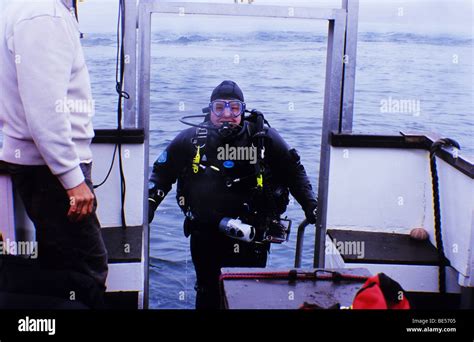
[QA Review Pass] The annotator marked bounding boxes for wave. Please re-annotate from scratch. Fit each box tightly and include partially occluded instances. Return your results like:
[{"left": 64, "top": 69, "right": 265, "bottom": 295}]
[
  {"left": 151, "top": 31, "right": 327, "bottom": 44},
  {"left": 359, "top": 32, "right": 472, "bottom": 46},
  {"left": 84, "top": 31, "right": 472, "bottom": 47},
  {"left": 250, "top": 31, "right": 326, "bottom": 43},
  {"left": 154, "top": 33, "right": 211, "bottom": 44},
  {"left": 151, "top": 32, "right": 242, "bottom": 44},
  {"left": 81, "top": 35, "right": 116, "bottom": 47},
  {"left": 153, "top": 31, "right": 473, "bottom": 46}
]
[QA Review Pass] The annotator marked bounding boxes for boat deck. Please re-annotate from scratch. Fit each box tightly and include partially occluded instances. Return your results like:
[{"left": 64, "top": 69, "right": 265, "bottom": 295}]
[
  {"left": 221, "top": 267, "right": 371, "bottom": 309},
  {"left": 327, "top": 229, "right": 442, "bottom": 266}
]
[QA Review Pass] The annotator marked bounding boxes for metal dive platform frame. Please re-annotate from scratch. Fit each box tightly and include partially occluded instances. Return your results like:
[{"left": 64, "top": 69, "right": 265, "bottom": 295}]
[{"left": 131, "top": 0, "right": 361, "bottom": 308}]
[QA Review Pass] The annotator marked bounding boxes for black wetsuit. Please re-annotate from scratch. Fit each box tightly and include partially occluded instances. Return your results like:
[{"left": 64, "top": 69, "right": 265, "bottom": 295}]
[{"left": 149, "top": 120, "right": 317, "bottom": 309}]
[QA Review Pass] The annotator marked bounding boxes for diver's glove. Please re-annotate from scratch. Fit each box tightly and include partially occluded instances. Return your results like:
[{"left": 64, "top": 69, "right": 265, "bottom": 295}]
[
  {"left": 148, "top": 197, "right": 159, "bottom": 223},
  {"left": 148, "top": 188, "right": 164, "bottom": 223},
  {"left": 304, "top": 203, "right": 318, "bottom": 224}
]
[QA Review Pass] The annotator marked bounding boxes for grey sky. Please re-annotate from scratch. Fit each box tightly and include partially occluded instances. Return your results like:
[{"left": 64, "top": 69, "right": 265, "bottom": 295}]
[
  {"left": 0, "top": 0, "right": 472, "bottom": 35},
  {"left": 73, "top": 0, "right": 472, "bottom": 35}
]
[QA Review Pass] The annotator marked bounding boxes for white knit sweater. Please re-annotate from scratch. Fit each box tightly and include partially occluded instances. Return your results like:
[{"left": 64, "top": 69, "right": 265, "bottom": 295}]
[{"left": 0, "top": 0, "right": 94, "bottom": 189}]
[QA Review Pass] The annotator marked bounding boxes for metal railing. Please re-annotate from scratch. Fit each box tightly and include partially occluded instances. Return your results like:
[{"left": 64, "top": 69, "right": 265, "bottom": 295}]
[{"left": 294, "top": 219, "right": 310, "bottom": 268}]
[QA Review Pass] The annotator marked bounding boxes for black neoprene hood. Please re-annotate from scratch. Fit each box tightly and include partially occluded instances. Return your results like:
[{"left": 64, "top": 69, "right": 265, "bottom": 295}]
[{"left": 210, "top": 80, "right": 245, "bottom": 102}]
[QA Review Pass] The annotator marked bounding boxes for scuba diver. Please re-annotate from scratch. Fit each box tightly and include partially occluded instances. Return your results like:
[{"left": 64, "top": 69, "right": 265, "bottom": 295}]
[{"left": 148, "top": 80, "right": 318, "bottom": 309}]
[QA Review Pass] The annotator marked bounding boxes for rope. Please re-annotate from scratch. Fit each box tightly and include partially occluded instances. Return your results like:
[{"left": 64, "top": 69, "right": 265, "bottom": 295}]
[
  {"left": 115, "top": 0, "right": 129, "bottom": 229},
  {"left": 220, "top": 270, "right": 369, "bottom": 282},
  {"left": 429, "top": 138, "right": 460, "bottom": 293}
]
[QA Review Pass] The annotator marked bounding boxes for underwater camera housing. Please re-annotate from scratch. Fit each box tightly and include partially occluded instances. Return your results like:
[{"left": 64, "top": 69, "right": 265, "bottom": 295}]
[
  {"left": 263, "top": 217, "right": 292, "bottom": 244},
  {"left": 219, "top": 217, "right": 292, "bottom": 244},
  {"left": 219, "top": 218, "right": 256, "bottom": 242}
]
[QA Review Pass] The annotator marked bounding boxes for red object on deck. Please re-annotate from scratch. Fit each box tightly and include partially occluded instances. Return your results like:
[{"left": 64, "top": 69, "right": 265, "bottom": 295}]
[{"left": 352, "top": 273, "right": 410, "bottom": 309}]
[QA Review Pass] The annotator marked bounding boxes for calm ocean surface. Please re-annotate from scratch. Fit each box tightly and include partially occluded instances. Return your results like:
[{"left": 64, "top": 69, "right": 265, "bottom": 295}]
[{"left": 2, "top": 19, "right": 472, "bottom": 308}]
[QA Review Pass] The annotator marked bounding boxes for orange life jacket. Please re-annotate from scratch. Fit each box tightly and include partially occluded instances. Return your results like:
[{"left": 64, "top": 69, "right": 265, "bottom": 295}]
[{"left": 352, "top": 273, "right": 410, "bottom": 309}]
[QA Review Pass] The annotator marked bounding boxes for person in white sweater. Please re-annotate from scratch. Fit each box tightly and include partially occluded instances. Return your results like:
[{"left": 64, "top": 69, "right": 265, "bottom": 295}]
[{"left": 0, "top": 0, "right": 107, "bottom": 307}]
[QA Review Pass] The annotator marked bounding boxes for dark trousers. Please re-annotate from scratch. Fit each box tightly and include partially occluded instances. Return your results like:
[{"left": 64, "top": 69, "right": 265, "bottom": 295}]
[
  {"left": 190, "top": 227, "right": 269, "bottom": 309},
  {"left": 5, "top": 162, "right": 108, "bottom": 304}
]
